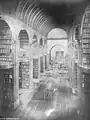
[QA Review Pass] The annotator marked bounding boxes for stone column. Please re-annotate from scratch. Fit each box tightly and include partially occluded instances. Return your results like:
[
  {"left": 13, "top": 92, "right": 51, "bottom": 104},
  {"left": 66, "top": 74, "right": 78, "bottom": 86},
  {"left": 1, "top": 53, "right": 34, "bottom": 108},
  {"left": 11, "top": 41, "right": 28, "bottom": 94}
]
[{"left": 12, "top": 35, "right": 19, "bottom": 108}]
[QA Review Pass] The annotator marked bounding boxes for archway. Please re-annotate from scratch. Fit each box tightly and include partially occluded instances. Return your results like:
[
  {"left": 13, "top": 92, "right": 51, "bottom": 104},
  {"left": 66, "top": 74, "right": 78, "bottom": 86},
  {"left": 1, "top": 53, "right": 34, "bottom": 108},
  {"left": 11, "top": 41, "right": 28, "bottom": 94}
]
[
  {"left": 18, "top": 29, "right": 29, "bottom": 49},
  {"left": 0, "top": 16, "right": 13, "bottom": 112},
  {"left": 47, "top": 28, "right": 67, "bottom": 39},
  {"left": 47, "top": 28, "right": 68, "bottom": 64},
  {"left": 0, "top": 17, "right": 12, "bottom": 67},
  {"left": 18, "top": 29, "right": 30, "bottom": 89},
  {"left": 49, "top": 44, "right": 64, "bottom": 64}
]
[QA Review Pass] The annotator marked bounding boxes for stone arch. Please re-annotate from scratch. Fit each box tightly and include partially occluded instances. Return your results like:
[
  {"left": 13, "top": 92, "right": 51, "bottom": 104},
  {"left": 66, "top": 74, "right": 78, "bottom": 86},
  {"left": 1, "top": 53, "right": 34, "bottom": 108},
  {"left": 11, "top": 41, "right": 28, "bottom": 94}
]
[
  {"left": 47, "top": 28, "right": 67, "bottom": 52},
  {"left": 47, "top": 28, "right": 67, "bottom": 39},
  {"left": 0, "top": 16, "right": 12, "bottom": 57},
  {"left": 47, "top": 28, "right": 68, "bottom": 63},
  {"left": 18, "top": 29, "right": 29, "bottom": 49},
  {"left": 0, "top": 16, "right": 12, "bottom": 36},
  {"left": 0, "top": 15, "right": 14, "bottom": 34},
  {"left": 50, "top": 44, "right": 64, "bottom": 56},
  {"left": 49, "top": 44, "right": 65, "bottom": 64},
  {"left": 47, "top": 27, "right": 68, "bottom": 38}
]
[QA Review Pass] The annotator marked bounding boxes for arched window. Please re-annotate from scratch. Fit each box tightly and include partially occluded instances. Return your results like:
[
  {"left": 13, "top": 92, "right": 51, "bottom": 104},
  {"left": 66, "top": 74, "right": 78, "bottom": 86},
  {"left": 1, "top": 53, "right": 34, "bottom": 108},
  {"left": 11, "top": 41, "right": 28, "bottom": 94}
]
[
  {"left": 40, "top": 38, "right": 43, "bottom": 46},
  {"left": 19, "top": 30, "right": 29, "bottom": 49}
]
